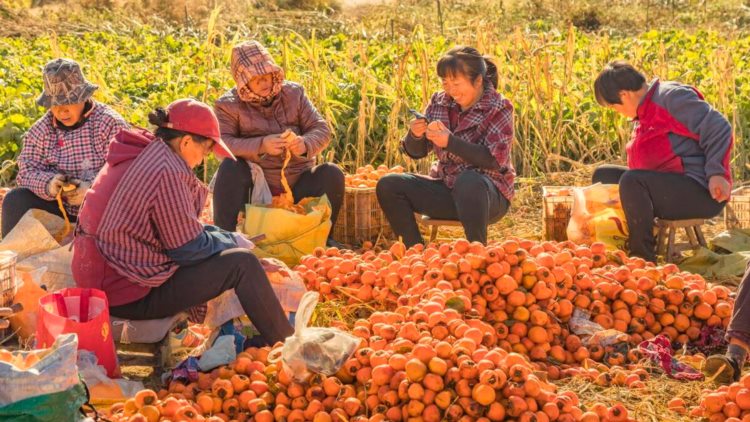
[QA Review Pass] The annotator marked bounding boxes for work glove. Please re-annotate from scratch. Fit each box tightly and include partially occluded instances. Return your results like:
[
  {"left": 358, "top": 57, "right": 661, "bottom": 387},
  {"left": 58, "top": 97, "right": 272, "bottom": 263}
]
[
  {"left": 62, "top": 179, "right": 91, "bottom": 206},
  {"left": 232, "top": 232, "right": 256, "bottom": 250},
  {"left": 47, "top": 174, "right": 67, "bottom": 197}
]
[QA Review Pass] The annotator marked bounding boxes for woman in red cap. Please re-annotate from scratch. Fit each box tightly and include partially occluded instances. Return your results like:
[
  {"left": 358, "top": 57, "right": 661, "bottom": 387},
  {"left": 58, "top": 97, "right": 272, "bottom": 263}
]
[
  {"left": 212, "top": 40, "right": 345, "bottom": 248},
  {"left": 72, "top": 98, "right": 294, "bottom": 346}
]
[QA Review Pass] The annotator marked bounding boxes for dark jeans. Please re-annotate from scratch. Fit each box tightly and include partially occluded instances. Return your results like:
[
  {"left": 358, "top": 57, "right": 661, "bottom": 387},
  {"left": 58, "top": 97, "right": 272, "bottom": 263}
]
[
  {"left": 592, "top": 164, "right": 725, "bottom": 262},
  {"left": 110, "top": 249, "right": 294, "bottom": 346},
  {"left": 213, "top": 160, "right": 345, "bottom": 235},
  {"left": 1, "top": 187, "right": 77, "bottom": 237},
  {"left": 728, "top": 265, "right": 750, "bottom": 347},
  {"left": 376, "top": 170, "right": 510, "bottom": 247}
]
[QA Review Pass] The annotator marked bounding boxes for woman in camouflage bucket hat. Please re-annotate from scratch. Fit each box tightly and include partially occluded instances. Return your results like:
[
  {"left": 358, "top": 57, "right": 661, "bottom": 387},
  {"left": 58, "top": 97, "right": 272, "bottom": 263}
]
[
  {"left": 2, "top": 58, "right": 129, "bottom": 237},
  {"left": 212, "top": 40, "right": 346, "bottom": 248}
]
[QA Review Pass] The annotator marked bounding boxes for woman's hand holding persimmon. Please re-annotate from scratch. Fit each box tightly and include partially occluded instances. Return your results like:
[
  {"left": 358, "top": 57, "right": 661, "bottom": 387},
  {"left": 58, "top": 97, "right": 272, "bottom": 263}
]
[{"left": 425, "top": 120, "right": 451, "bottom": 148}]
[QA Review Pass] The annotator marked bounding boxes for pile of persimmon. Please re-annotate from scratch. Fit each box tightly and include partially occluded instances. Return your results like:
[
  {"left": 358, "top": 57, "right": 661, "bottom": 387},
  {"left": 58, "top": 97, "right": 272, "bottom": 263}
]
[
  {"left": 108, "top": 237, "right": 733, "bottom": 422},
  {"left": 296, "top": 238, "right": 734, "bottom": 366},
  {"left": 0, "top": 348, "right": 43, "bottom": 370},
  {"left": 108, "top": 269, "right": 600, "bottom": 421},
  {"left": 694, "top": 374, "right": 750, "bottom": 421},
  {"left": 110, "top": 323, "right": 597, "bottom": 422},
  {"left": 345, "top": 164, "right": 404, "bottom": 188},
  {"left": 107, "top": 389, "right": 204, "bottom": 422}
]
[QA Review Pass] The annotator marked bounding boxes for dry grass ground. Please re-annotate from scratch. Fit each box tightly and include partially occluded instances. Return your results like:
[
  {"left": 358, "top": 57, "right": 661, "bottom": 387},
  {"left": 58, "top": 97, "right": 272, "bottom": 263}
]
[{"left": 555, "top": 374, "right": 707, "bottom": 422}]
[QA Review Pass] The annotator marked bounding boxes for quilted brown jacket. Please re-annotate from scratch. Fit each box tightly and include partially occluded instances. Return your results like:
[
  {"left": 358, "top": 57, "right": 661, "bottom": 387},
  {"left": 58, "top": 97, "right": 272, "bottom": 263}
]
[{"left": 214, "top": 82, "right": 331, "bottom": 193}]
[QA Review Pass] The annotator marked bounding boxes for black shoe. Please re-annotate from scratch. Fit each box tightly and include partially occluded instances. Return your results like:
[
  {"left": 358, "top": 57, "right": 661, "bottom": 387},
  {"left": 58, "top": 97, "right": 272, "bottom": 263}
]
[
  {"left": 325, "top": 238, "right": 347, "bottom": 249},
  {"left": 704, "top": 354, "right": 741, "bottom": 384}
]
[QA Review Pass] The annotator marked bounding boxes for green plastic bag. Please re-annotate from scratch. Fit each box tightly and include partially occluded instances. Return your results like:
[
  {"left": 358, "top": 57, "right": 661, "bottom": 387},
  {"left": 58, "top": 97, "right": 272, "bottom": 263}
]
[
  {"left": 242, "top": 195, "right": 332, "bottom": 266},
  {"left": 678, "top": 247, "right": 750, "bottom": 282},
  {"left": 678, "top": 229, "right": 750, "bottom": 283},
  {"left": 0, "top": 383, "right": 88, "bottom": 422},
  {"left": 712, "top": 229, "right": 750, "bottom": 253}
]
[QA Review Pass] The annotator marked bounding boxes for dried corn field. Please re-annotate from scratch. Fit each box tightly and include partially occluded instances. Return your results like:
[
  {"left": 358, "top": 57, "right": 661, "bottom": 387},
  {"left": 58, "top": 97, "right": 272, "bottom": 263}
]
[{"left": 1, "top": 8, "right": 749, "bottom": 182}]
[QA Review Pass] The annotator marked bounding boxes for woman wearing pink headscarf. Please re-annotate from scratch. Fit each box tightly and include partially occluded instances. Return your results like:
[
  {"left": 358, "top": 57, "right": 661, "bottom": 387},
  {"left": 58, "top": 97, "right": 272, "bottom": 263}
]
[{"left": 213, "top": 41, "right": 345, "bottom": 247}]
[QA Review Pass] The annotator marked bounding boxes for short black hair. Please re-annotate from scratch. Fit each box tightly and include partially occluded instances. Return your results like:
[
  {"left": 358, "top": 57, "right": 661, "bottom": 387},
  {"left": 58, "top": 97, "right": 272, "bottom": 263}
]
[
  {"left": 593, "top": 60, "right": 647, "bottom": 106},
  {"left": 148, "top": 107, "right": 211, "bottom": 143}
]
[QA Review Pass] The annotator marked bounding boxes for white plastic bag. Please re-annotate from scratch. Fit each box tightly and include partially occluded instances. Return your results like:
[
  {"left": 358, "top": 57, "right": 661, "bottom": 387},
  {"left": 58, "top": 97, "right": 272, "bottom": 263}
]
[
  {"left": 18, "top": 245, "right": 75, "bottom": 292},
  {"left": 78, "top": 350, "right": 144, "bottom": 405},
  {"left": 204, "top": 289, "right": 244, "bottom": 330},
  {"left": 281, "top": 292, "right": 359, "bottom": 381},
  {"left": 198, "top": 335, "right": 237, "bottom": 372},
  {"left": 566, "top": 188, "right": 593, "bottom": 244},
  {"left": 204, "top": 258, "right": 306, "bottom": 329},
  {"left": 263, "top": 258, "right": 307, "bottom": 313},
  {"left": 0, "top": 210, "right": 62, "bottom": 261},
  {"left": 0, "top": 333, "right": 80, "bottom": 406},
  {"left": 569, "top": 309, "right": 629, "bottom": 347},
  {"left": 208, "top": 161, "right": 272, "bottom": 205},
  {"left": 566, "top": 183, "right": 628, "bottom": 250}
]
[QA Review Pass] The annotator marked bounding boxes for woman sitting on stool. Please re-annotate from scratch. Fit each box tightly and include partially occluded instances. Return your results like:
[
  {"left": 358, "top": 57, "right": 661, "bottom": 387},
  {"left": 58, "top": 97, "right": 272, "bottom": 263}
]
[
  {"left": 212, "top": 40, "right": 345, "bottom": 247},
  {"left": 72, "top": 99, "right": 293, "bottom": 346},
  {"left": 376, "top": 46, "right": 515, "bottom": 247},
  {"left": 591, "top": 60, "right": 732, "bottom": 262},
  {"left": 3, "top": 58, "right": 128, "bottom": 236}
]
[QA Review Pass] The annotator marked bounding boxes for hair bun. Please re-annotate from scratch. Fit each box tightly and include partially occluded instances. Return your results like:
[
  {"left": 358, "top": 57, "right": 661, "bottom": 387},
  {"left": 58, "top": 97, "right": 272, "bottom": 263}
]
[{"left": 147, "top": 107, "right": 170, "bottom": 127}]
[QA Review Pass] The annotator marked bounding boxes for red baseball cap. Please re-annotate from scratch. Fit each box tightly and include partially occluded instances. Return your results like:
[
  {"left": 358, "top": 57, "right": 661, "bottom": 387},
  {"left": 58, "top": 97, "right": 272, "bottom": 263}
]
[{"left": 162, "top": 98, "right": 236, "bottom": 160}]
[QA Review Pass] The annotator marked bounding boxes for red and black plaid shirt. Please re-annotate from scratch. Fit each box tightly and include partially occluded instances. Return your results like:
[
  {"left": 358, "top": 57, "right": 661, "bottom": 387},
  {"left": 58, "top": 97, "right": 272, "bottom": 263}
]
[
  {"left": 16, "top": 102, "right": 128, "bottom": 215},
  {"left": 407, "top": 87, "right": 516, "bottom": 200},
  {"left": 97, "top": 140, "right": 208, "bottom": 288}
]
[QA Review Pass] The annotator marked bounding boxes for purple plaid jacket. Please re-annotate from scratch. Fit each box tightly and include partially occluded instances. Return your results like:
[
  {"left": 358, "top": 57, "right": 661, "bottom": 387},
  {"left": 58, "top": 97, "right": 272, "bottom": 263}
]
[
  {"left": 405, "top": 87, "right": 516, "bottom": 200},
  {"left": 97, "top": 139, "right": 209, "bottom": 288},
  {"left": 16, "top": 101, "right": 128, "bottom": 215}
]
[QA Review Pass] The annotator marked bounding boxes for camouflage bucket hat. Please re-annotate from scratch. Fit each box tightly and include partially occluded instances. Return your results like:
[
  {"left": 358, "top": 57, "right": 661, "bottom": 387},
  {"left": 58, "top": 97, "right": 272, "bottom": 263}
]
[{"left": 36, "top": 58, "right": 98, "bottom": 108}]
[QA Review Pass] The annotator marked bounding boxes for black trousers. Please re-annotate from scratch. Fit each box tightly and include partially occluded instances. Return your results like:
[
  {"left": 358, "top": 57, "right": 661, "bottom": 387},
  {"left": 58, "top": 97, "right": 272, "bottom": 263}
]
[
  {"left": 592, "top": 164, "right": 724, "bottom": 262},
  {"left": 110, "top": 249, "right": 294, "bottom": 346},
  {"left": 376, "top": 170, "right": 510, "bottom": 247},
  {"left": 213, "top": 160, "right": 345, "bottom": 235},
  {"left": 1, "top": 188, "right": 77, "bottom": 237}
]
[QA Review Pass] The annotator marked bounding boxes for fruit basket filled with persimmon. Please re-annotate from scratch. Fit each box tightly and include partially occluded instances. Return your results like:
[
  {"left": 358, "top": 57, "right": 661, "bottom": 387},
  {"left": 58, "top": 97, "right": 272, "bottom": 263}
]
[
  {"left": 344, "top": 164, "right": 405, "bottom": 189},
  {"left": 332, "top": 165, "right": 404, "bottom": 246}
]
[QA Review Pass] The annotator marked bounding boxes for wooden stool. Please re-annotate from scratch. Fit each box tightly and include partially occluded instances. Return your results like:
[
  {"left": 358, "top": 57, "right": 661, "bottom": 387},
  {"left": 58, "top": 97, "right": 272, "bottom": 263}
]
[
  {"left": 113, "top": 313, "right": 189, "bottom": 369},
  {"left": 655, "top": 218, "right": 707, "bottom": 263},
  {"left": 418, "top": 215, "right": 463, "bottom": 243}
]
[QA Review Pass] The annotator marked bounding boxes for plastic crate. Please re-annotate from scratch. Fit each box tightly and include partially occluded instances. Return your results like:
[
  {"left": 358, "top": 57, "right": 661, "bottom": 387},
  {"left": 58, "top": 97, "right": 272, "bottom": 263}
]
[
  {"left": 725, "top": 186, "right": 750, "bottom": 229},
  {"left": 542, "top": 186, "right": 575, "bottom": 241},
  {"left": 332, "top": 187, "right": 393, "bottom": 246}
]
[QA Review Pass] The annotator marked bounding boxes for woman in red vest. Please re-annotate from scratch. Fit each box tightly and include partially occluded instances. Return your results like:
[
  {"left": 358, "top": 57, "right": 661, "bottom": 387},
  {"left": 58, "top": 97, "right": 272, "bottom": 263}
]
[
  {"left": 592, "top": 61, "right": 732, "bottom": 263},
  {"left": 594, "top": 62, "right": 743, "bottom": 384},
  {"left": 72, "top": 98, "right": 294, "bottom": 346}
]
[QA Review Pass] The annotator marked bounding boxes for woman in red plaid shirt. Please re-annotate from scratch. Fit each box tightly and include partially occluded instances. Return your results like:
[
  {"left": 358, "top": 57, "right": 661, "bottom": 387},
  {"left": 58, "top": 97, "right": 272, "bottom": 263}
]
[
  {"left": 377, "top": 46, "right": 515, "bottom": 246},
  {"left": 72, "top": 99, "right": 294, "bottom": 346},
  {"left": 2, "top": 58, "right": 128, "bottom": 236}
]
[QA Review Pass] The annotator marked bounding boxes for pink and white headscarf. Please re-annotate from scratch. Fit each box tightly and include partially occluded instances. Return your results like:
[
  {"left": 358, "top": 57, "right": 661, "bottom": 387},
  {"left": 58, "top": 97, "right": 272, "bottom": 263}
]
[{"left": 230, "top": 40, "right": 285, "bottom": 104}]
